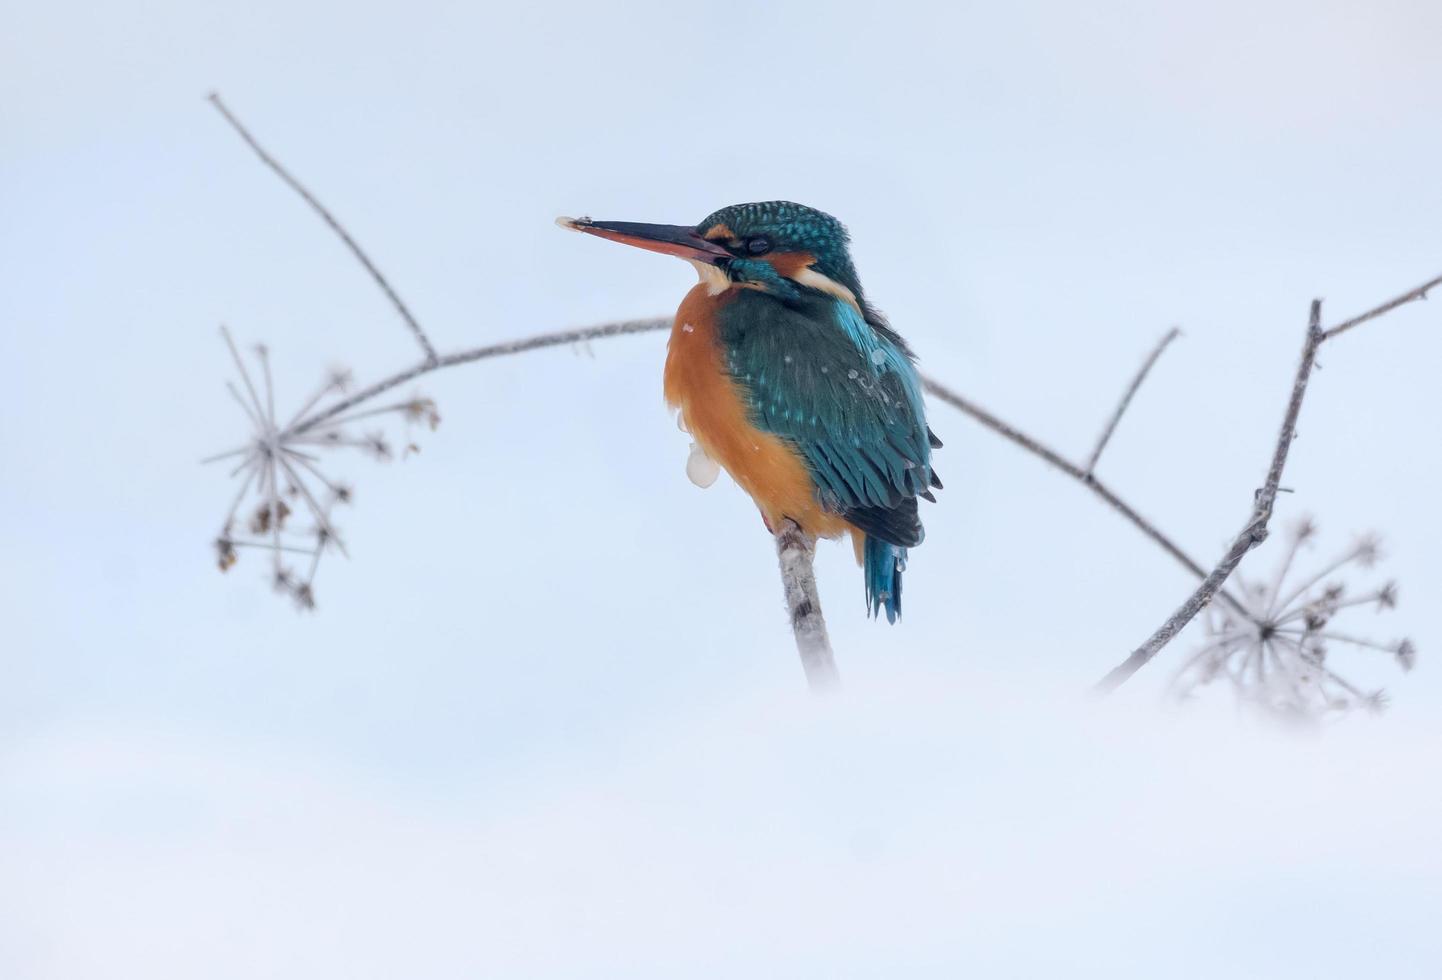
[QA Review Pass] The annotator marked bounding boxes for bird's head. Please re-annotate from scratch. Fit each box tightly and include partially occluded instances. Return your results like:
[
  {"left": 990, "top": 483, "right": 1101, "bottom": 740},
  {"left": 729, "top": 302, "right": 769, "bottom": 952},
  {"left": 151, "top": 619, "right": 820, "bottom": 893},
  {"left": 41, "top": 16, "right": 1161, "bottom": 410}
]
[{"left": 558, "top": 201, "right": 864, "bottom": 305}]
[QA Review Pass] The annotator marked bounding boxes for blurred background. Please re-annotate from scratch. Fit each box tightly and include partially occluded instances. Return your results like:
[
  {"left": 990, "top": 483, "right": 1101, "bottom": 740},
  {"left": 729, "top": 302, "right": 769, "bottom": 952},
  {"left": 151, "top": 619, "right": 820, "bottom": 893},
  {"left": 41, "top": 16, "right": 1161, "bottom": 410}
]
[{"left": 3, "top": 1, "right": 1440, "bottom": 976}]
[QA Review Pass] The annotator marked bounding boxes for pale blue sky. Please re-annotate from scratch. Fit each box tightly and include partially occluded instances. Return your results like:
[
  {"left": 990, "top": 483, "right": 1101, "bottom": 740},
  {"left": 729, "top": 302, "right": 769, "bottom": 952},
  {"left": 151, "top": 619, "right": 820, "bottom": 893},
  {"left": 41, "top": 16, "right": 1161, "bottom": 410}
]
[{"left": 3, "top": 1, "right": 1441, "bottom": 975}]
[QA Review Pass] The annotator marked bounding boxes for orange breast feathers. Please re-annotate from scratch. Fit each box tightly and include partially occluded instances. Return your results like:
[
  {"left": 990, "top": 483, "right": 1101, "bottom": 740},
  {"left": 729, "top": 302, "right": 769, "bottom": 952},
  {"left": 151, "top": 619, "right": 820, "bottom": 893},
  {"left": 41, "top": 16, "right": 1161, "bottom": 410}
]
[{"left": 663, "top": 283, "right": 853, "bottom": 542}]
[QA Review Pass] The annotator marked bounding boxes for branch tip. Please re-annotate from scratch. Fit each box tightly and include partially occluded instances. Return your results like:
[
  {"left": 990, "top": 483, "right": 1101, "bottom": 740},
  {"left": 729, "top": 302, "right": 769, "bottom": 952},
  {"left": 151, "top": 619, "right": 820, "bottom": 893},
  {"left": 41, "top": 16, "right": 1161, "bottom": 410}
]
[{"left": 209, "top": 92, "right": 439, "bottom": 363}]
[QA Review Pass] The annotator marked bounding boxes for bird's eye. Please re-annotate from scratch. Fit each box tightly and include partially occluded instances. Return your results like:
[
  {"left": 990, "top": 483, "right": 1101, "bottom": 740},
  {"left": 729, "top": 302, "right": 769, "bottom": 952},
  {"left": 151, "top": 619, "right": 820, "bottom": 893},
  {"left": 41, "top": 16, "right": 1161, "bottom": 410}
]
[{"left": 746, "top": 236, "right": 772, "bottom": 256}]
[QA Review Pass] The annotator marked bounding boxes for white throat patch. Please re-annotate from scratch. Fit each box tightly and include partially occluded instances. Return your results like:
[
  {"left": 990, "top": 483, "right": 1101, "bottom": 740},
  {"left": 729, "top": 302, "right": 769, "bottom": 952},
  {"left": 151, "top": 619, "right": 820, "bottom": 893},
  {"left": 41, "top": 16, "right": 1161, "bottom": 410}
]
[{"left": 687, "top": 259, "right": 731, "bottom": 296}]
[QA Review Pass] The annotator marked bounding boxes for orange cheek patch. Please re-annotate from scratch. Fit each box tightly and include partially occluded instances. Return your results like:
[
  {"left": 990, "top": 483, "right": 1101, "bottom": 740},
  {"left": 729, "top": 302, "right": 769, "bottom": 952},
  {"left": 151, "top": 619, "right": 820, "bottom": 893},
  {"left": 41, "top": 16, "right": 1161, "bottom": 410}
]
[
  {"left": 764, "top": 251, "right": 817, "bottom": 278},
  {"left": 703, "top": 223, "right": 736, "bottom": 242}
]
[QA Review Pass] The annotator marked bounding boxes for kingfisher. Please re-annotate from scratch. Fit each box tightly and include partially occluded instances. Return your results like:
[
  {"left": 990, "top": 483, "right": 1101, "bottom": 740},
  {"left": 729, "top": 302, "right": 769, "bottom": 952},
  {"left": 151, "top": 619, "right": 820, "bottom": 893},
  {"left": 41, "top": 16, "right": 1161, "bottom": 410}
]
[{"left": 558, "top": 201, "right": 941, "bottom": 622}]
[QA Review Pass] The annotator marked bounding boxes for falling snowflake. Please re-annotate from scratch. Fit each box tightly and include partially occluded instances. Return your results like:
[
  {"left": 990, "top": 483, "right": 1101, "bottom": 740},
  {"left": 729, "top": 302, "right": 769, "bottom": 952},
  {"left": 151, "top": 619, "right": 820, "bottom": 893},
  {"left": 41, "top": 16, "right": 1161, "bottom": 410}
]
[
  {"left": 204, "top": 327, "right": 439, "bottom": 609},
  {"left": 1172, "top": 518, "right": 1415, "bottom": 721}
]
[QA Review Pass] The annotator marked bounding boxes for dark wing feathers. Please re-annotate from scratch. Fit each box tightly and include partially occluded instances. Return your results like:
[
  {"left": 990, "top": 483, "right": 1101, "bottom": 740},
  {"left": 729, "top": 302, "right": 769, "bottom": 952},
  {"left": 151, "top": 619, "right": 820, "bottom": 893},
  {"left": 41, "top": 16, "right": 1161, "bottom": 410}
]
[{"left": 845, "top": 496, "right": 923, "bottom": 547}]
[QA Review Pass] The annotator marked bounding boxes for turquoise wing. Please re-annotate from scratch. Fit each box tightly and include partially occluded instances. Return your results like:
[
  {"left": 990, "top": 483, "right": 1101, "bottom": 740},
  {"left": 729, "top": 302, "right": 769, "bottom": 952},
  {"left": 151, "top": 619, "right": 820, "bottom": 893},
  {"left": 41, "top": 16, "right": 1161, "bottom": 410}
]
[{"left": 717, "top": 290, "right": 939, "bottom": 546}]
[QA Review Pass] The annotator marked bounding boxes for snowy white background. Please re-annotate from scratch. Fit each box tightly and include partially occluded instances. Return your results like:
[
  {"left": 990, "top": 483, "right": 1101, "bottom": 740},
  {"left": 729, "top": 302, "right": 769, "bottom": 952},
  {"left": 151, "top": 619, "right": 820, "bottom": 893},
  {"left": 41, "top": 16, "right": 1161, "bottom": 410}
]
[{"left": 3, "top": 1, "right": 1441, "bottom": 976}]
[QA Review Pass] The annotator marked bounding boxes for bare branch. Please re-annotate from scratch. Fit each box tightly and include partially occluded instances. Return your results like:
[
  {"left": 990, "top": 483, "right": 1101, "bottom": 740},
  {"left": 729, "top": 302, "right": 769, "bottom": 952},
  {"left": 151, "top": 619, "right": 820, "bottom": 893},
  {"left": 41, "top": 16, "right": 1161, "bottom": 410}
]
[
  {"left": 1099, "top": 268, "right": 1440, "bottom": 690},
  {"left": 1097, "top": 301, "right": 1325, "bottom": 693},
  {"left": 774, "top": 519, "right": 839, "bottom": 691},
  {"left": 1085, "top": 327, "right": 1181, "bottom": 474},
  {"left": 920, "top": 375, "right": 1251, "bottom": 619},
  {"left": 207, "top": 93, "right": 439, "bottom": 364},
  {"left": 288, "top": 317, "right": 670, "bottom": 435},
  {"left": 920, "top": 377, "right": 1078, "bottom": 477},
  {"left": 1322, "top": 272, "right": 1442, "bottom": 342}
]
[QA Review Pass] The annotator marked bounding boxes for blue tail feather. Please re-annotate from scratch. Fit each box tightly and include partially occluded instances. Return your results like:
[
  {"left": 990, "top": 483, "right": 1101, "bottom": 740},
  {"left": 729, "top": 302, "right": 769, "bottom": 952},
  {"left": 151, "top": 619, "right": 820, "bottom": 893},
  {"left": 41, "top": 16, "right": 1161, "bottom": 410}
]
[{"left": 864, "top": 535, "right": 906, "bottom": 624}]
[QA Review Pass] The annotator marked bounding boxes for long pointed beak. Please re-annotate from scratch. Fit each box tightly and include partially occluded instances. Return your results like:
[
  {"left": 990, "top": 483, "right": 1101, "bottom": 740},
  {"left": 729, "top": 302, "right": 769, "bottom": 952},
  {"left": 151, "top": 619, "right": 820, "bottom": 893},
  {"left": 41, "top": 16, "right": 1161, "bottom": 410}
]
[{"left": 557, "top": 216, "right": 732, "bottom": 264}]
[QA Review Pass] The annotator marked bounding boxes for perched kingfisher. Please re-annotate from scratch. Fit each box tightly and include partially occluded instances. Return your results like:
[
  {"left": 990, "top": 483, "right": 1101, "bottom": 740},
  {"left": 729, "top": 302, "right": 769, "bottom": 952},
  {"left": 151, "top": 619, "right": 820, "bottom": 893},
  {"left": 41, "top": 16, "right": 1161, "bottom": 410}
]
[{"left": 559, "top": 202, "right": 941, "bottom": 622}]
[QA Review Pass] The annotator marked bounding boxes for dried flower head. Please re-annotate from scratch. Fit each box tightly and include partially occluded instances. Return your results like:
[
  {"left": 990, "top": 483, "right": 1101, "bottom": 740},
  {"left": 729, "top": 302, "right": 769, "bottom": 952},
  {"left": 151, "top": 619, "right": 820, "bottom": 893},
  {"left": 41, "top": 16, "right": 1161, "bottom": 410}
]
[
  {"left": 1353, "top": 532, "right": 1383, "bottom": 569},
  {"left": 1293, "top": 516, "right": 1318, "bottom": 543},
  {"left": 203, "top": 327, "right": 438, "bottom": 609},
  {"left": 215, "top": 536, "right": 238, "bottom": 572},
  {"left": 1173, "top": 518, "right": 1415, "bottom": 722},
  {"left": 403, "top": 397, "right": 441, "bottom": 430}
]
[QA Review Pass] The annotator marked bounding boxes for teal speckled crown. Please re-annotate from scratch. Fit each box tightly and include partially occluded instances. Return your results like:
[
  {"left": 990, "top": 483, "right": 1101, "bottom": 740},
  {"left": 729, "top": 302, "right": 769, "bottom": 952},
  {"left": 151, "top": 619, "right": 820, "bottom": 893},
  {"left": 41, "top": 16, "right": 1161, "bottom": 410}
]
[{"left": 699, "top": 201, "right": 864, "bottom": 301}]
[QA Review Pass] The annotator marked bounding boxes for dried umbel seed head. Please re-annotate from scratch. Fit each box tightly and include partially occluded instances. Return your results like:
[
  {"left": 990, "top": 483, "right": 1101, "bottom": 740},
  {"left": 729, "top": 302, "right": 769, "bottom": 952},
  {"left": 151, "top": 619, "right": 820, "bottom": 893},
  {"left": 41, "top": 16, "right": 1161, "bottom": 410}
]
[
  {"left": 250, "top": 499, "right": 291, "bottom": 535},
  {"left": 403, "top": 397, "right": 441, "bottom": 431},
  {"left": 215, "top": 537, "right": 238, "bottom": 572},
  {"left": 204, "top": 327, "right": 438, "bottom": 611},
  {"left": 1174, "top": 526, "right": 1415, "bottom": 721},
  {"left": 1354, "top": 534, "right": 1382, "bottom": 568},
  {"left": 365, "top": 433, "right": 392, "bottom": 461}
]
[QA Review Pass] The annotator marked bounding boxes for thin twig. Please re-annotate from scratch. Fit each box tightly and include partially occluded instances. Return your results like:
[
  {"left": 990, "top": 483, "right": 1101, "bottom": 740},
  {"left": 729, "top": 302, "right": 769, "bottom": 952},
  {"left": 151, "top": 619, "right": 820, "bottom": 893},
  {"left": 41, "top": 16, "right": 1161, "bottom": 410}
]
[
  {"left": 207, "top": 93, "right": 439, "bottom": 364},
  {"left": 774, "top": 519, "right": 839, "bottom": 691},
  {"left": 1269, "top": 543, "right": 1369, "bottom": 619},
  {"left": 1085, "top": 327, "right": 1181, "bottom": 474},
  {"left": 1097, "top": 301, "right": 1325, "bottom": 693},
  {"left": 288, "top": 318, "right": 670, "bottom": 435},
  {"left": 1284, "top": 630, "right": 1399, "bottom": 655},
  {"left": 1261, "top": 521, "right": 1313, "bottom": 620},
  {"left": 920, "top": 375, "right": 1251, "bottom": 619},
  {"left": 1322, "top": 273, "right": 1442, "bottom": 341}
]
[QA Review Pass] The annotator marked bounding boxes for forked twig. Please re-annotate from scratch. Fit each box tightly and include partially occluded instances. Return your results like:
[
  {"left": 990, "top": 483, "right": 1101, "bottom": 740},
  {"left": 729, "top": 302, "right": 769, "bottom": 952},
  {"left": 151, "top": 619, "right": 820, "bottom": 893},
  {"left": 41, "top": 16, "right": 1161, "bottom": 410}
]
[
  {"left": 1322, "top": 274, "right": 1441, "bottom": 342},
  {"left": 207, "top": 93, "right": 439, "bottom": 364},
  {"left": 1085, "top": 327, "right": 1181, "bottom": 474},
  {"left": 1098, "top": 302, "right": 1319, "bottom": 692},
  {"left": 921, "top": 371, "right": 1251, "bottom": 620},
  {"left": 1097, "top": 270, "right": 1439, "bottom": 691}
]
